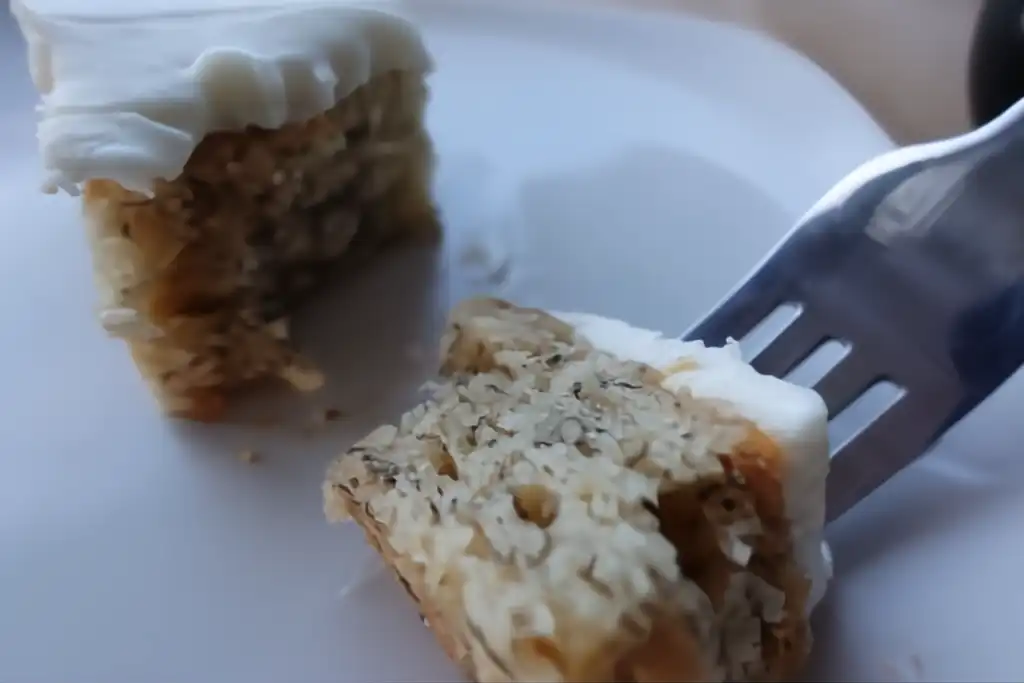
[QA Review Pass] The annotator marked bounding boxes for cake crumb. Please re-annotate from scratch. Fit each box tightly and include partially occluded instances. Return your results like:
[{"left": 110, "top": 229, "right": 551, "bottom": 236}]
[
  {"left": 266, "top": 317, "right": 290, "bottom": 340},
  {"left": 237, "top": 449, "right": 261, "bottom": 465},
  {"left": 279, "top": 364, "right": 326, "bottom": 392},
  {"left": 308, "top": 406, "right": 345, "bottom": 432}
]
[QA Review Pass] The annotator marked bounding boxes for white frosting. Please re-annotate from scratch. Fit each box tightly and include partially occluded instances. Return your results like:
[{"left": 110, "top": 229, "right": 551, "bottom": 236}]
[
  {"left": 11, "top": 0, "right": 433, "bottom": 194},
  {"left": 554, "top": 312, "right": 833, "bottom": 611}
]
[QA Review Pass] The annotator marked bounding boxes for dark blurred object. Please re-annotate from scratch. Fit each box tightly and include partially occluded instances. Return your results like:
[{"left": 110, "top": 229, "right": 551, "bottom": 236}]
[{"left": 970, "top": 0, "right": 1024, "bottom": 126}]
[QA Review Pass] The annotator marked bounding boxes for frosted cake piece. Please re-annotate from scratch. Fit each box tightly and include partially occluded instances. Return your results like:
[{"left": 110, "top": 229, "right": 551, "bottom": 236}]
[
  {"left": 324, "top": 298, "right": 832, "bottom": 682},
  {"left": 13, "top": 0, "right": 438, "bottom": 419}
]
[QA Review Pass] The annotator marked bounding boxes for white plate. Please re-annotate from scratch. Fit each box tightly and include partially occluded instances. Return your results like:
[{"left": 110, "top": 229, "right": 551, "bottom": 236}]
[{"left": 7, "top": 2, "right": 1017, "bottom": 682}]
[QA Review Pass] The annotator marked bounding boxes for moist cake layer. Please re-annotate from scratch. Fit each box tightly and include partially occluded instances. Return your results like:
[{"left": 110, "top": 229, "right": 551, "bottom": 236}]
[
  {"left": 84, "top": 70, "right": 437, "bottom": 419},
  {"left": 554, "top": 312, "right": 833, "bottom": 611}
]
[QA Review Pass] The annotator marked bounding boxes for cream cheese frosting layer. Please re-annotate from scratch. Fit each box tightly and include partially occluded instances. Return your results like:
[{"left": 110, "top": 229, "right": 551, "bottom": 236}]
[
  {"left": 554, "top": 311, "right": 833, "bottom": 612},
  {"left": 11, "top": 0, "right": 433, "bottom": 194}
]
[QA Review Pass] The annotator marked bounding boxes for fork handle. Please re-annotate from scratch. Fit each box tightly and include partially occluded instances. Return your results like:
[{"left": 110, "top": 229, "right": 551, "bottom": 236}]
[{"left": 949, "top": 278, "right": 1024, "bottom": 421}]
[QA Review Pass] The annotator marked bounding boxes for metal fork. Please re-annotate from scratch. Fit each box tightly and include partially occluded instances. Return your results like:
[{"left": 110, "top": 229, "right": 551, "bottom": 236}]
[{"left": 683, "top": 97, "right": 1024, "bottom": 524}]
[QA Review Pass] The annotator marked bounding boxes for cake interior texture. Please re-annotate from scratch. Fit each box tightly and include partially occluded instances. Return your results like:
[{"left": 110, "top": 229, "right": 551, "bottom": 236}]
[
  {"left": 84, "top": 69, "right": 437, "bottom": 420},
  {"left": 324, "top": 299, "right": 814, "bottom": 683}
]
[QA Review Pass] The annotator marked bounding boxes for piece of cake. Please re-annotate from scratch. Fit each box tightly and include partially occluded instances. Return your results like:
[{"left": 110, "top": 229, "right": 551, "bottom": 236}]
[
  {"left": 13, "top": 0, "right": 438, "bottom": 420},
  {"left": 324, "top": 298, "right": 832, "bottom": 682}
]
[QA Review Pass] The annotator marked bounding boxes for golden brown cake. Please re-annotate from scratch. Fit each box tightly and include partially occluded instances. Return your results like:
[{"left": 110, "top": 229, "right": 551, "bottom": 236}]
[{"left": 324, "top": 298, "right": 832, "bottom": 682}]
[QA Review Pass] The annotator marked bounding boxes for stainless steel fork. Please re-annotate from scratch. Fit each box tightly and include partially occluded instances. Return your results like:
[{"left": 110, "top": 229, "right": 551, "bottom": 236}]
[{"left": 684, "top": 97, "right": 1024, "bottom": 524}]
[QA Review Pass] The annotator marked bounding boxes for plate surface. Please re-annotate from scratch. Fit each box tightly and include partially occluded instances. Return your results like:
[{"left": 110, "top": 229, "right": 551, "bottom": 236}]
[{"left": 8, "top": 2, "right": 1016, "bottom": 682}]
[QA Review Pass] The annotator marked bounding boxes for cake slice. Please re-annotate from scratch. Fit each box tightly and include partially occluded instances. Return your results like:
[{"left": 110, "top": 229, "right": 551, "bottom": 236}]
[
  {"left": 324, "top": 298, "right": 832, "bottom": 682},
  {"left": 13, "top": 0, "right": 438, "bottom": 419}
]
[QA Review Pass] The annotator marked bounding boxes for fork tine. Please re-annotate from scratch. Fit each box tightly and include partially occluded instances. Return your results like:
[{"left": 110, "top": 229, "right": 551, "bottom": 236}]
[
  {"left": 812, "top": 350, "right": 880, "bottom": 418},
  {"left": 683, "top": 280, "right": 786, "bottom": 346},
  {"left": 749, "top": 311, "right": 825, "bottom": 378},
  {"left": 825, "top": 393, "right": 941, "bottom": 523}
]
